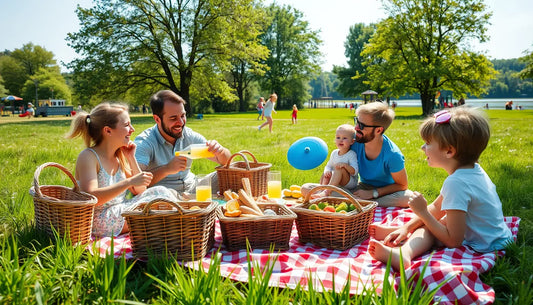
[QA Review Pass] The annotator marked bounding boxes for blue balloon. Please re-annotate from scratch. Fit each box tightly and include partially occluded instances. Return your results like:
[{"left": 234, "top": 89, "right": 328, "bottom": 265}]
[{"left": 287, "top": 137, "right": 328, "bottom": 170}]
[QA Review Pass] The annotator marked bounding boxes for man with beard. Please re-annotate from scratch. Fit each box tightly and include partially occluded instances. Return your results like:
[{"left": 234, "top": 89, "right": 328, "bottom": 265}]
[
  {"left": 349, "top": 102, "right": 413, "bottom": 207},
  {"left": 134, "top": 90, "right": 231, "bottom": 194}
]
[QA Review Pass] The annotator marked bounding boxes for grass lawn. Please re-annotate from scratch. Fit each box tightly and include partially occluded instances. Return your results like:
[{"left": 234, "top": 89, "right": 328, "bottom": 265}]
[{"left": 0, "top": 107, "right": 532, "bottom": 304}]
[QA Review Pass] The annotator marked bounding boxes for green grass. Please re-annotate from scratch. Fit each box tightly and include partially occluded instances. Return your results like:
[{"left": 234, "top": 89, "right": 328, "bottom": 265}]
[{"left": 0, "top": 107, "right": 532, "bottom": 304}]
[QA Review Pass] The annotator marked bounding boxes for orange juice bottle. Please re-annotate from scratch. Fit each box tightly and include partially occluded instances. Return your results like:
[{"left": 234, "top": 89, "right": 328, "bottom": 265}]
[{"left": 175, "top": 144, "right": 215, "bottom": 159}]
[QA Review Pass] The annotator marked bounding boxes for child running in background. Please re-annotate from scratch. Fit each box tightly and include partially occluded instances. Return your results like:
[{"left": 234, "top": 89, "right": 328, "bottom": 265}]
[
  {"left": 291, "top": 104, "right": 298, "bottom": 124},
  {"left": 369, "top": 107, "right": 513, "bottom": 270},
  {"left": 66, "top": 103, "right": 176, "bottom": 237},
  {"left": 313, "top": 124, "right": 359, "bottom": 198},
  {"left": 258, "top": 93, "right": 277, "bottom": 132},
  {"left": 256, "top": 97, "right": 265, "bottom": 120}
]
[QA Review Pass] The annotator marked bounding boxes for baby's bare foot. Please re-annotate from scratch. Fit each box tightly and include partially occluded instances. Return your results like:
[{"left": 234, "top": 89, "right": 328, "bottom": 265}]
[{"left": 310, "top": 190, "right": 330, "bottom": 199}]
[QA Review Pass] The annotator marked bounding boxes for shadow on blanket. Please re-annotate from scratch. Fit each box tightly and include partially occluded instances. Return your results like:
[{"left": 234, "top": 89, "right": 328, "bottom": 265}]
[{"left": 88, "top": 207, "right": 520, "bottom": 305}]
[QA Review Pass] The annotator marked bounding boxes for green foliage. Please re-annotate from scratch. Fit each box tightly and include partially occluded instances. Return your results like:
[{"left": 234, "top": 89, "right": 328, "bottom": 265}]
[
  {"left": 0, "top": 74, "right": 7, "bottom": 97},
  {"left": 0, "top": 108, "right": 532, "bottom": 303},
  {"left": 519, "top": 50, "right": 533, "bottom": 81},
  {"left": 333, "top": 23, "right": 376, "bottom": 98},
  {"left": 309, "top": 72, "right": 340, "bottom": 99},
  {"left": 0, "top": 54, "right": 28, "bottom": 96},
  {"left": 260, "top": 4, "right": 322, "bottom": 109},
  {"left": 487, "top": 59, "right": 533, "bottom": 98},
  {"left": 67, "top": 0, "right": 267, "bottom": 114},
  {"left": 363, "top": 0, "right": 497, "bottom": 115},
  {"left": 0, "top": 43, "right": 67, "bottom": 103},
  {"left": 21, "top": 67, "right": 72, "bottom": 104}
]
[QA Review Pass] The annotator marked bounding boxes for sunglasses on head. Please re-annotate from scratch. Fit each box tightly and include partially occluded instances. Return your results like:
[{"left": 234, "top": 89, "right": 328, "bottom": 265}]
[
  {"left": 434, "top": 110, "right": 451, "bottom": 124},
  {"left": 354, "top": 117, "right": 381, "bottom": 130}
]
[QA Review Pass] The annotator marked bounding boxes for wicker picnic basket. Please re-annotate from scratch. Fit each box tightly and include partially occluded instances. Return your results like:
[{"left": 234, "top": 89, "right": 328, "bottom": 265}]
[
  {"left": 216, "top": 202, "right": 296, "bottom": 251},
  {"left": 29, "top": 162, "right": 98, "bottom": 244},
  {"left": 122, "top": 199, "right": 217, "bottom": 261},
  {"left": 215, "top": 150, "right": 271, "bottom": 197},
  {"left": 290, "top": 185, "right": 377, "bottom": 250}
]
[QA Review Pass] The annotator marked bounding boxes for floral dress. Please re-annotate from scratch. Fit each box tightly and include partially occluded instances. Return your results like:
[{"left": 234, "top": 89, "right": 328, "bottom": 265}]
[{"left": 87, "top": 148, "right": 176, "bottom": 237}]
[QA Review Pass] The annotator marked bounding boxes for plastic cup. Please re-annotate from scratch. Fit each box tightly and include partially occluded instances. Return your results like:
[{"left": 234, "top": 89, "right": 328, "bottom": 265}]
[
  {"left": 195, "top": 174, "right": 212, "bottom": 201},
  {"left": 267, "top": 171, "right": 282, "bottom": 199}
]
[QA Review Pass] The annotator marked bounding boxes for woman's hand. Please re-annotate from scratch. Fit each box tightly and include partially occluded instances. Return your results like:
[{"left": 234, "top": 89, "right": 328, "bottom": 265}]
[
  {"left": 121, "top": 141, "right": 137, "bottom": 160},
  {"left": 128, "top": 171, "right": 153, "bottom": 187}
]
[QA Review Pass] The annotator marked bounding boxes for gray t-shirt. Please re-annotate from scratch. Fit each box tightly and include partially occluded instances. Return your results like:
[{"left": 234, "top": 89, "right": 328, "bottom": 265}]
[{"left": 134, "top": 124, "right": 207, "bottom": 191}]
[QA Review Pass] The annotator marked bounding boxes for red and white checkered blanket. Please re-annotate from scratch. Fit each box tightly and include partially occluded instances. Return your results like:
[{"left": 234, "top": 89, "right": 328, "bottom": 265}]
[{"left": 89, "top": 207, "right": 520, "bottom": 305}]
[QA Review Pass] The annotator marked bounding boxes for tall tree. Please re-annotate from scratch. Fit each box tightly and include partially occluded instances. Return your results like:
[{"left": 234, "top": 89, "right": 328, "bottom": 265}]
[
  {"left": 21, "top": 67, "right": 71, "bottom": 103},
  {"left": 333, "top": 23, "right": 375, "bottom": 98},
  {"left": 226, "top": 6, "right": 269, "bottom": 112},
  {"left": 363, "top": 0, "right": 496, "bottom": 115},
  {"left": 0, "top": 43, "right": 57, "bottom": 96},
  {"left": 260, "top": 4, "right": 322, "bottom": 109},
  {"left": 67, "top": 0, "right": 266, "bottom": 115}
]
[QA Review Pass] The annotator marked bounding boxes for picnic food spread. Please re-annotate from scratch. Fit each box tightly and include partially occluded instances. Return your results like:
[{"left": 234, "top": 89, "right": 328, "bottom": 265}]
[
  {"left": 282, "top": 185, "right": 303, "bottom": 199},
  {"left": 222, "top": 179, "right": 267, "bottom": 217}
]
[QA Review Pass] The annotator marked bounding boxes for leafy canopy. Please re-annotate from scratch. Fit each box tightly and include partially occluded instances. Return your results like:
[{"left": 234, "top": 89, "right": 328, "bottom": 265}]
[
  {"left": 67, "top": 0, "right": 267, "bottom": 113},
  {"left": 333, "top": 23, "right": 376, "bottom": 98},
  {"left": 363, "top": 0, "right": 496, "bottom": 115},
  {"left": 259, "top": 4, "right": 322, "bottom": 109}
]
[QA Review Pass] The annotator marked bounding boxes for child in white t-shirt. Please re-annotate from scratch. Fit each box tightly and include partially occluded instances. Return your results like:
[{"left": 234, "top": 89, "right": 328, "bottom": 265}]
[
  {"left": 369, "top": 107, "right": 513, "bottom": 271},
  {"left": 313, "top": 124, "right": 359, "bottom": 198}
]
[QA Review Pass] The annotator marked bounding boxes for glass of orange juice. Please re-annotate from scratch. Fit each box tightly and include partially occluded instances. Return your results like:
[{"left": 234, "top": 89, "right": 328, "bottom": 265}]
[
  {"left": 195, "top": 174, "right": 212, "bottom": 201},
  {"left": 267, "top": 171, "right": 282, "bottom": 199}
]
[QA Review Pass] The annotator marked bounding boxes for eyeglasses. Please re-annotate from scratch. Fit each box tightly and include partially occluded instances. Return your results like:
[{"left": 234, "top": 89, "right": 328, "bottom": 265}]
[
  {"left": 354, "top": 117, "right": 381, "bottom": 130},
  {"left": 434, "top": 110, "right": 451, "bottom": 124}
]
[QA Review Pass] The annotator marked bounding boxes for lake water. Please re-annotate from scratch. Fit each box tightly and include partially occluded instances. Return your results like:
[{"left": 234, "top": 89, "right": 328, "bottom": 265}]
[
  {"left": 394, "top": 98, "right": 533, "bottom": 110},
  {"left": 306, "top": 98, "right": 533, "bottom": 110}
]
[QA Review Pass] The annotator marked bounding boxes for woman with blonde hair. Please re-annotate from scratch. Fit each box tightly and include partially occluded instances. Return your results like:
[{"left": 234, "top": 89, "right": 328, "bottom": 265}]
[{"left": 66, "top": 102, "right": 176, "bottom": 237}]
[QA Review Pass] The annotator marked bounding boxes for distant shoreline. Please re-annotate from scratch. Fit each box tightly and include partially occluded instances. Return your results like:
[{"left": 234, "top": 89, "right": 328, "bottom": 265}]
[{"left": 305, "top": 98, "right": 533, "bottom": 110}]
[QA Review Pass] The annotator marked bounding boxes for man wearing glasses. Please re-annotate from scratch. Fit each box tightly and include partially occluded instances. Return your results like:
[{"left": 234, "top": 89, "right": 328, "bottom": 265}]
[{"left": 350, "top": 102, "right": 413, "bottom": 207}]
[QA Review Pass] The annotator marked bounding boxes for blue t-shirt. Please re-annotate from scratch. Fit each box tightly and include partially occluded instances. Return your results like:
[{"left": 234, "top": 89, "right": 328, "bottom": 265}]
[
  {"left": 350, "top": 134, "right": 405, "bottom": 187},
  {"left": 134, "top": 124, "right": 207, "bottom": 190}
]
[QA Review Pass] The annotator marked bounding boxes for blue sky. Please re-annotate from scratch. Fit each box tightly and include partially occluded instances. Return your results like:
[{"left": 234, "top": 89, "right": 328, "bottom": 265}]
[{"left": 2, "top": 0, "right": 532, "bottom": 72}]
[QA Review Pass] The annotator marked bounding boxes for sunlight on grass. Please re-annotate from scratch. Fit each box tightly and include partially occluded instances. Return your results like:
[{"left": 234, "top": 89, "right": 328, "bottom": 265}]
[{"left": 0, "top": 107, "right": 531, "bottom": 303}]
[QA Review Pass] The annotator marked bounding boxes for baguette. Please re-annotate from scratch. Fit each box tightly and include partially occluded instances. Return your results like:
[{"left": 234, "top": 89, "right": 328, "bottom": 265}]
[
  {"left": 238, "top": 206, "right": 262, "bottom": 216},
  {"left": 238, "top": 189, "right": 263, "bottom": 215},
  {"left": 241, "top": 178, "right": 252, "bottom": 197},
  {"left": 223, "top": 190, "right": 234, "bottom": 201}
]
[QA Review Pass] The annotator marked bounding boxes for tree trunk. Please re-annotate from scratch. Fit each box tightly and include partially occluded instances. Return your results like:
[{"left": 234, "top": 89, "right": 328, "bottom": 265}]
[
  {"left": 420, "top": 91, "right": 434, "bottom": 117},
  {"left": 179, "top": 70, "right": 193, "bottom": 116}
]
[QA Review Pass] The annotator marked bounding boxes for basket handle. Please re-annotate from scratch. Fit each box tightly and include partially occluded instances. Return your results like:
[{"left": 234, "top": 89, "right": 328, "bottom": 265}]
[
  {"left": 33, "top": 162, "right": 79, "bottom": 199},
  {"left": 141, "top": 198, "right": 184, "bottom": 216},
  {"left": 223, "top": 150, "right": 258, "bottom": 170},
  {"left": 303, "top": 185, "right": 364, "bottom": 213}
]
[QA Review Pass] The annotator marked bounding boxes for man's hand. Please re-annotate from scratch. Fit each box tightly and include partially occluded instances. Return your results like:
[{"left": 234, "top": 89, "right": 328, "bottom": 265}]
[
  {"left": 167, "top": 156, "right": 189, "bottom": 174},
  {"left": 352, "top": 188, "right": 373, "bottom": 200}
]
